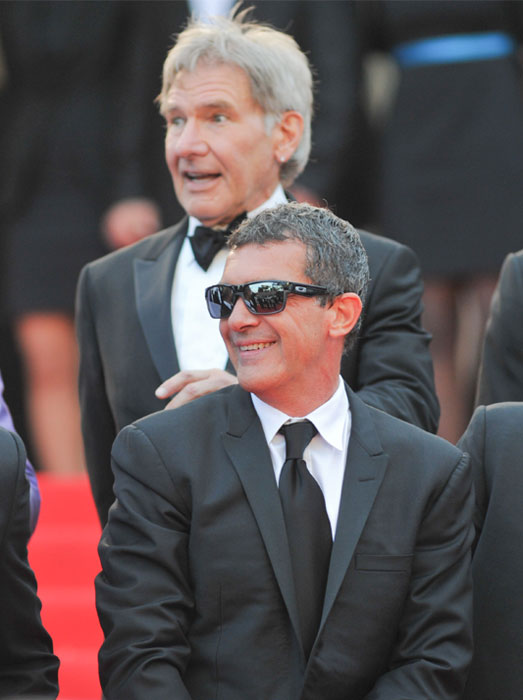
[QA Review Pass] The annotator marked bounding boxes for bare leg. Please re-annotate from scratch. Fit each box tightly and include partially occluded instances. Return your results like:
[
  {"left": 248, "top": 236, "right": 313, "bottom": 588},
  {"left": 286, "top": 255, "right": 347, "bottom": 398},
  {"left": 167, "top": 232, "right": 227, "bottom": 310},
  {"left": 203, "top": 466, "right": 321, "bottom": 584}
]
[
  {"left": 16, "top": 313, "right": 85, "bottom": 475},
  {"left": 422, "top": 280, "right": 466, "bottom": 444},
  {"left": 455, "top": 275, "right": 497, "bottom": 421}
]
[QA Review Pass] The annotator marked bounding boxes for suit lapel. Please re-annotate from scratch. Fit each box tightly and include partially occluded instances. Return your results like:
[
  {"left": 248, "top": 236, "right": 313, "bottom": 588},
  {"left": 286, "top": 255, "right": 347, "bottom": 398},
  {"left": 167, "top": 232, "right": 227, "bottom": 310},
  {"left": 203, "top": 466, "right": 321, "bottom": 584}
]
[
  {"left": 220, "top": 385, "right": 389, "bottom": 662},
  {"left": 134, "top": 220, "right": 187, "bottom": 381},
  {"left": 320, "top": 388, "right": 389, "bottom": 630},
  {"left": 221, "top": 387, "right": 304, "bottom": 658}
]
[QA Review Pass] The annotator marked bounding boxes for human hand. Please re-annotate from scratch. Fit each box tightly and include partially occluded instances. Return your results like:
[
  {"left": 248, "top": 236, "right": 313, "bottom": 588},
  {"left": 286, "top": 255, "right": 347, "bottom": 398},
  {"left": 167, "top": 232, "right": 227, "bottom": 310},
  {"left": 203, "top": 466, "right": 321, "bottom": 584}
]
[
  {"left": 155, "top": 369, "right": 238, "bottom": 410},
  {"left": 102, "top": 198, "right": 162, "bottom": 249}
]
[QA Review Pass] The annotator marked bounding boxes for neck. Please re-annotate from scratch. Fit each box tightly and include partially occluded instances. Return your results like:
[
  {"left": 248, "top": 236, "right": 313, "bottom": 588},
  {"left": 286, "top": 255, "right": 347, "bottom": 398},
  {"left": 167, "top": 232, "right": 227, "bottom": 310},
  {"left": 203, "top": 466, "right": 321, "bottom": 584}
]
[{"left": 256, "top": 375, "right": 340, "bottom": 418}]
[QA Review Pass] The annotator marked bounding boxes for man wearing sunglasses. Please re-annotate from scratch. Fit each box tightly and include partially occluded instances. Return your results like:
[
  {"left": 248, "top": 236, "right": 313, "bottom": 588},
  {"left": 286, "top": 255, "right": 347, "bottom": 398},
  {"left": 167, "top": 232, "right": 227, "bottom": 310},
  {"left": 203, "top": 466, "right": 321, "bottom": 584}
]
[
  {"left": 76, "top": 10, "right": 438, "bottom": 527},
  {"left": 96, "top": 202, "right": 473, "bottom": 700}
]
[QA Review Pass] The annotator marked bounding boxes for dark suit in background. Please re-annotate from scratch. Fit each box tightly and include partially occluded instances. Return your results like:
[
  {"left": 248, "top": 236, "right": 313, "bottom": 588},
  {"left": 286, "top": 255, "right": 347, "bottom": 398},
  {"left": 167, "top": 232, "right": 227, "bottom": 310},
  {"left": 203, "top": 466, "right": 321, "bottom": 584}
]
[
  {"left": 458, "top": 403, "right": 523, "bottom": 699},
  {"left": 77, "top": 219, "right": 438, "bottom": 525},
  {"left": 0, "top": 428, "right": 59, "bottom": 698},
  {"left": 476, "top": 249, "right": 523, "bottom": 405},
  {"left": 97, "top": 384, "right": 472, "bottom": 700}
]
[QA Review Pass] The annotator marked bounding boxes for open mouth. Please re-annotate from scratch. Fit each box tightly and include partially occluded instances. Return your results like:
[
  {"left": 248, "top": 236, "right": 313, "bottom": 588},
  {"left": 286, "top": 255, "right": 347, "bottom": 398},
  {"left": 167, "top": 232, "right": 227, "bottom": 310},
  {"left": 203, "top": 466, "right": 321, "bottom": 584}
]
[
  {"left": 239, "top": 342, "right": 275, "bottom": 352},
  {"left": 184, "top": 171, "right": 220, "bottom": 182}
]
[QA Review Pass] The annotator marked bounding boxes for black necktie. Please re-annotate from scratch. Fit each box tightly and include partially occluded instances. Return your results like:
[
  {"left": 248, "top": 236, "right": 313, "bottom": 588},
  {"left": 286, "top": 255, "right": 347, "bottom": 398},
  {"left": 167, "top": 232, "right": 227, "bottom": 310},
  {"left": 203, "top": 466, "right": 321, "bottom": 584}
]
[
  {"left": 278, "top": 420, "right": 332, "bottom": 659},
  {"left": 190, "top": 212, "right": 246, "bottom": 271}
]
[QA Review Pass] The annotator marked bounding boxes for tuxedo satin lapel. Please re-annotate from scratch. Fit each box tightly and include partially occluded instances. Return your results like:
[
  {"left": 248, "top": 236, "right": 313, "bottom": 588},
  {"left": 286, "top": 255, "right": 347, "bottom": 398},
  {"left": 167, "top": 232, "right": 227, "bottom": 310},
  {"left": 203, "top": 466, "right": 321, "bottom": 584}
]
[
  {"left": 134, "top": 223, "right": 186, "bottom": 381},
  {"left": 320, "top": 389, "right": 389, "bottom": 629},
  {"left": 221, "top": 387, "right": 303, "bottom": 656}
]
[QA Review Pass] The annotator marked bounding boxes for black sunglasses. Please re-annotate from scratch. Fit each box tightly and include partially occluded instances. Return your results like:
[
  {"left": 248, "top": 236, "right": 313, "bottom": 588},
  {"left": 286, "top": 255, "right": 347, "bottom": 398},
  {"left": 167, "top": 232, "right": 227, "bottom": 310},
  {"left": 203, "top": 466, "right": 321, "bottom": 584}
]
[{"left": 205, "top": 280, "right": 330, "bottom": 319}]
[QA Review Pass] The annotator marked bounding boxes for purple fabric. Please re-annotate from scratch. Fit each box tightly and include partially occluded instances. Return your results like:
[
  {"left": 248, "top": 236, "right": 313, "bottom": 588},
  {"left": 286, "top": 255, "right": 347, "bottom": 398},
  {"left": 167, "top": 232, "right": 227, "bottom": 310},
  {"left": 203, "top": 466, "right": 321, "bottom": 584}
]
[{"left": 0, "top": 372, "right": 40, "bottom": 532}]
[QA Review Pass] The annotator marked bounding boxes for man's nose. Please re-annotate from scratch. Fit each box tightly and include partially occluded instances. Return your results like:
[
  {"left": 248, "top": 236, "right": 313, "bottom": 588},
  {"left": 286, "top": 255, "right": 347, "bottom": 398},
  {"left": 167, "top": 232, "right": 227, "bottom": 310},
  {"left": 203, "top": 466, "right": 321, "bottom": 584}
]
[
  {"left": 226, "top": 296, "right": 260, "bottom": 331},
  {"left": 174, "top": 119, "right": 208, "bottom": 158}
]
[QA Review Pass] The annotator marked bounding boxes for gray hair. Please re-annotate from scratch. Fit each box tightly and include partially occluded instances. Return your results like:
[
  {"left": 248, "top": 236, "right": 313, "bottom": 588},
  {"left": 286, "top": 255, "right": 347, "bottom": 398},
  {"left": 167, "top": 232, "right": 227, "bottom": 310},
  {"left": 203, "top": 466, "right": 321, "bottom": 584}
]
[
  {"left": 228, "top": 202, "right": 369, "bottom": 350},
  {"left": 158, "top": 7, "right": 312, "bottom": 186}
]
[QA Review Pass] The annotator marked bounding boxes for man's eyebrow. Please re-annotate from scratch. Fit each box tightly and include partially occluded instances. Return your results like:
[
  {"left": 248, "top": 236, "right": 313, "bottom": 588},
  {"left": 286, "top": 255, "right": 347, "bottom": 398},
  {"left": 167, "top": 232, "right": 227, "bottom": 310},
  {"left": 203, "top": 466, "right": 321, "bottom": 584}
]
[
  {"left": 199, "top": 100, "right": 236, "bottom": 113},
  {"left": 164, "top": 99, "right": 235, "bottom": 114},
  {"left": 208, "top": 99, "right": 234, "bottom": 108}
]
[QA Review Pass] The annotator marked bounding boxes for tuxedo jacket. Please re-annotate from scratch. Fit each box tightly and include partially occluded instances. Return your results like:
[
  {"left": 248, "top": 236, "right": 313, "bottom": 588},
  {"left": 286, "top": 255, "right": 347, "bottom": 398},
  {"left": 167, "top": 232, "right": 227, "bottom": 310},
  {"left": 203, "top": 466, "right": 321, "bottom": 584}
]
[
  {"left": 77, "top": 218, "right": 438, "bottom": 525},
  {"left": 476, "top": 249, "right": 523, "bottom": 406},
  {"left": 96, "top": 384, "right": 473, "bottom": 700},
  {"left": 0, "top": 428, "right": 59, "bottom": 698},
  {"left": 458, "top": 403, "right": 523, "bottom": 699}
]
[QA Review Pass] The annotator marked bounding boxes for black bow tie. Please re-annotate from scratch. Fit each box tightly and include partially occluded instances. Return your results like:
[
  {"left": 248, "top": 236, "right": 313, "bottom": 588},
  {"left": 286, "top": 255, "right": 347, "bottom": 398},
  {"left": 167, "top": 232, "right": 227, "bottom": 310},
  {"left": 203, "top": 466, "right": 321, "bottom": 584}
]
[{"left": 190, "top": 212, "right": 246, "bottom": 271}]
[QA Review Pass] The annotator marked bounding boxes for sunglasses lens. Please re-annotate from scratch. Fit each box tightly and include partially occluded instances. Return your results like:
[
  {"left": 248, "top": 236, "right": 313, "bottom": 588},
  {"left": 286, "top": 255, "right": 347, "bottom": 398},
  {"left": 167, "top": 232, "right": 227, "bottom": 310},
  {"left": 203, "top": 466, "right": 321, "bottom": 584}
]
[
  {"left": 247, "top": 282, "right": 285, "bottom": 314},
  {"left": 206, "top": 286, "right": 230, "bottom": 318},
  {"left": 207, "top": 282, "right": 289, "bottom": 318}
]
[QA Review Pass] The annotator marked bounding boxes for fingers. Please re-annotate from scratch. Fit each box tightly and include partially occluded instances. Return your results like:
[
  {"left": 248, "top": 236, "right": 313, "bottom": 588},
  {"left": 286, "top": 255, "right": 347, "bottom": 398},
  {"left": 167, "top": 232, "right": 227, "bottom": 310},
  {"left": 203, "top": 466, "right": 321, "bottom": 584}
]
[
  {"left": 164, "top": 377, "right": 214, "bottom": 410},
  {"left": 155, "top": 370, "right": 208, "bottom": 400},
  {"left": 155, "top": 370, "right": 238, "bottom": 410}
]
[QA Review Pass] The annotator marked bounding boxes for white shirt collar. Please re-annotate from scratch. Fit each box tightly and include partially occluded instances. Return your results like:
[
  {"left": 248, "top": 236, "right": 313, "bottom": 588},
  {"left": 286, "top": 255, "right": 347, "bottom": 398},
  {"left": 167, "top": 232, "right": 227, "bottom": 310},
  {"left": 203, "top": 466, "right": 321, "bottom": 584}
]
[
  {"left": 186, "top": 184, "right": 287, "bottom": 239},
  {"left": 251, "top": 376, "right": 349, "bottom": 452}
]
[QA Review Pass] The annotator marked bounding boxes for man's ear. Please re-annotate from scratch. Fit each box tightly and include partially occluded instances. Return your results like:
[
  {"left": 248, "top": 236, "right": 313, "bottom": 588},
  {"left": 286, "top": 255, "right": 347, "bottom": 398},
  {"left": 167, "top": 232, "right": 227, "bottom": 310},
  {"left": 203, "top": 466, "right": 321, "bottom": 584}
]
[
  {"left": 328, "top": 293, "right": 362, "bottom": 340},
  {"left": 273, "top": 110, "right": 304, "bottom": 164}
]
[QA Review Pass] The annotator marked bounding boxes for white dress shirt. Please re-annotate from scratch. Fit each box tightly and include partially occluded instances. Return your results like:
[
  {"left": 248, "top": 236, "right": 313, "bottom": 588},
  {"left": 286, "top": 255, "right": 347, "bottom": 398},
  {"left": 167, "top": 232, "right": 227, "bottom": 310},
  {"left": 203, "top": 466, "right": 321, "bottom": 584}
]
[
  {"left": 171, "top": 185, "right": 287, "bottom": 371},
  {"left": 251, "top": 377, "right": 351, "bottom": 539}
]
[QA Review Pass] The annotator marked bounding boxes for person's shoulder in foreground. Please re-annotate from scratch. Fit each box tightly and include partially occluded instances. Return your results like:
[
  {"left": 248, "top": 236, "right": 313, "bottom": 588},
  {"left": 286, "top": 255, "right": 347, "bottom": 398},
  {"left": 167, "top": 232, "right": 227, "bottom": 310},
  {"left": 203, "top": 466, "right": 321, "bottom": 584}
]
[
  {"left": 476, "top": 249, "right": 523, "bottom": 405},
  {"left": 0, "top": 427, "right": 59, "bottom": 698},
  {"left": 98, "top": 385, "right": 473, "bottom": 700},
  {"left": 458, "top": 402, "right": 523, "bottom": 699}
]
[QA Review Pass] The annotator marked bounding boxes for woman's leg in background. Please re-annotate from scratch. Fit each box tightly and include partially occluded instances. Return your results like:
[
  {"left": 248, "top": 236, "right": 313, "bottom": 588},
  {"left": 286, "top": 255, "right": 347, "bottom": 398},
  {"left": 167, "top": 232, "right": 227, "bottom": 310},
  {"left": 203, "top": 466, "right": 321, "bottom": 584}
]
[
  {"left": 455, "top": 274, "right": 498, "bottom": 416},
  {"left": 423, "top": 275, "right": 497, "bottom": 444},
  {"left": 423, "top": 279, "right": 465, "bottom": 444},
  {"left": 16, "top": 312, "right": 85, "bottom": 475}
]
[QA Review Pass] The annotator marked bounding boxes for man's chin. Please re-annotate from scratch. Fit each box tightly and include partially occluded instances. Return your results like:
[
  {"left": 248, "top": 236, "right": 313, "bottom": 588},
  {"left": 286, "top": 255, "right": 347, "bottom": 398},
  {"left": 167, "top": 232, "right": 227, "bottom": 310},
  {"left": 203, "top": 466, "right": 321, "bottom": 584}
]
[
  {"left": 176, "top": 188, "right": 229, "bottom": 224},
  {"left": 235, "top": 369, "right": 260, "bottom": 393},
  {"left": 236, "top": 369, "right": 275, "bottom": 400},
  {"left": 184, "top": 205, "right": 220, "bottom": 223}
]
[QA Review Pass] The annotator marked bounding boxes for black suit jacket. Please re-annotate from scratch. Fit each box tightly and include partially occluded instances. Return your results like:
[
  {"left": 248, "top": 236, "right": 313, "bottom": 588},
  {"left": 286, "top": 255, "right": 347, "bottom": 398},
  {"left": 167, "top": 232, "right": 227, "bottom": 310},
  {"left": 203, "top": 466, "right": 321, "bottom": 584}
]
[
  {"left": 458, "top": 403, "right": 523, "bottom": 699},
  {"left": 77, "top": 219, "right": 438, "bottom": 525},
  {"left": 476, "top": 249, "right": 523, "bottom": 406},
  {"left": 0, "top": 428, "right": 59, "bottom": 698},
  {"left": 96, "top": 384, "right": 472, "bottom": 700}
]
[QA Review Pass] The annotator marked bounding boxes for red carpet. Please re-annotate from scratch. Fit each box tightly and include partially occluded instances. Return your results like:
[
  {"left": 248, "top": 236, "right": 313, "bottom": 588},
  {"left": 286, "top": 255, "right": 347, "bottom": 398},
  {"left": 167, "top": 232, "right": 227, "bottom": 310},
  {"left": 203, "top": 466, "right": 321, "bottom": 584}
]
[{"left": 28, "top": 473, "right": 103, "bottom": 700}]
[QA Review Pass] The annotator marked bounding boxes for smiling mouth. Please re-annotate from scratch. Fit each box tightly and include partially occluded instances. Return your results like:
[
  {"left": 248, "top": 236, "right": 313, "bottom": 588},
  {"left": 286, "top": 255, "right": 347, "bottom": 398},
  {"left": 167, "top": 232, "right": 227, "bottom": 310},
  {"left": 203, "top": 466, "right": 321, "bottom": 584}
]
[{"left": 239, "top": 342, "right": 275, "bottom": 352}]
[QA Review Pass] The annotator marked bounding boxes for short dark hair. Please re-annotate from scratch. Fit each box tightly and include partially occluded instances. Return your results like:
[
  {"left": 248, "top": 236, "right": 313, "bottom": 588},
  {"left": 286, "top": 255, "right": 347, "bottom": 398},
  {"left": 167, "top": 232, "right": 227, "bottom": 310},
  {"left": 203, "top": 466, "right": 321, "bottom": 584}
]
[{"left": 228, "top": 202, "right": 369, "bottom": 350}]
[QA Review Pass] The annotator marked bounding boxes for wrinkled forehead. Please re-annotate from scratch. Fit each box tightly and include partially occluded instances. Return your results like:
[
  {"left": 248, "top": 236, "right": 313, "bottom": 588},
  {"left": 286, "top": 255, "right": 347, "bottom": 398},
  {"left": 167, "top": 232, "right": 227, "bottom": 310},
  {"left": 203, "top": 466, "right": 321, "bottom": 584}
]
[{"left": 161, "top": 56, "right": 256, "bottom": 112}]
